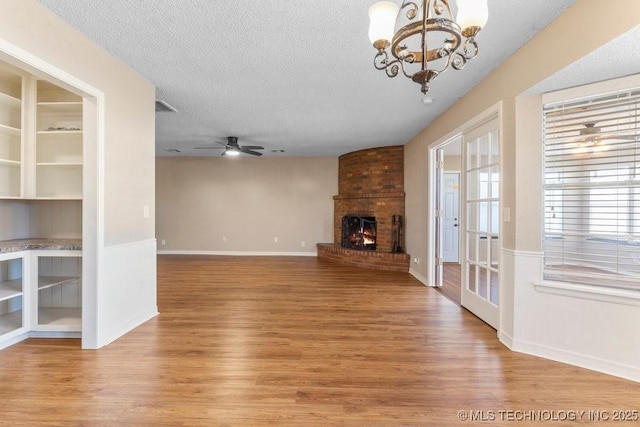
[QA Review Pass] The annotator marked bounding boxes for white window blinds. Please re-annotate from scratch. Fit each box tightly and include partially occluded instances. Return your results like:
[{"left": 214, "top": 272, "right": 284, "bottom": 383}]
[{"left": 543, "top": 88, "right": 640, "bottom": 290}]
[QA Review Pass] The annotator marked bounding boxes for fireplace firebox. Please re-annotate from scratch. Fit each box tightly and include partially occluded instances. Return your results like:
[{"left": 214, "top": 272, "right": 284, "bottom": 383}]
[{"left": 341, "top": 216, "right": 376, "bottom": 250}]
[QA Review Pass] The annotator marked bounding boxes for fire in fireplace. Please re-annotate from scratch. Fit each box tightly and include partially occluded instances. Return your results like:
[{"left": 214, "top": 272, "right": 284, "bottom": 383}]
[{"left": 341, "top": 215, "right": 376, "bottom": 250}]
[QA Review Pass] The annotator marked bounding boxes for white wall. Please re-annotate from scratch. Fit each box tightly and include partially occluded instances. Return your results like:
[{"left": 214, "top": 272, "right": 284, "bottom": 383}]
[
  {"left": 156, "top": 157, "right": 338, "bottom": 254},
  {"left": 0, "top": 0, "right": 157, "bottom": 348}
]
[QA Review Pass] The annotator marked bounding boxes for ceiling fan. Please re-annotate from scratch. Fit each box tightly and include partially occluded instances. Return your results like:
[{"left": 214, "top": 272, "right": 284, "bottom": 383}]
[
  {"left": 195, "top": 136, "right": 264, "bottom": 156},
  {"left": 578, "top": 122, "right": 636, "bottom": 146}
]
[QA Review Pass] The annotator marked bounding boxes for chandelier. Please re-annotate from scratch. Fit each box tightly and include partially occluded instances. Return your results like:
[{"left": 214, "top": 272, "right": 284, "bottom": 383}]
[{"left": 368, "top": 0, "right": 488, "bottom": 94}]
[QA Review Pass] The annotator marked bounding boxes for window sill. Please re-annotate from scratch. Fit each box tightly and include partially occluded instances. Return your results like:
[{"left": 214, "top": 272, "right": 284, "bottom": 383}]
[{"left": 534, "top": 280, "right": 640, "bottom": 307}]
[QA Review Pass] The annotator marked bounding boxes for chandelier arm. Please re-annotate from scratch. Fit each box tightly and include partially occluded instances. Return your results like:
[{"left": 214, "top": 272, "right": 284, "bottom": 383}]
[
  {"left": 433, "top": 0, "right": 453, "bottom": 17},
  {"left": 385, "top": 60, "right": 401, "bottom": 78},
  {"left": 450, "top": 51, "right": 468, "bottom": 71},
  {"left": 401, "top": 2, "right": 419, "bottom": 20},
  {"left": 462, "top": 38, "right": 479, "bottom": 60},
  {"left": 374, "top": 51, "right": 401, "bottom": 78},
  {"left": 373, "top": 50, "right": 389, "bottom": 70},
  {"left": 398, "top": 57, "right": 415, "bottom": 79}
]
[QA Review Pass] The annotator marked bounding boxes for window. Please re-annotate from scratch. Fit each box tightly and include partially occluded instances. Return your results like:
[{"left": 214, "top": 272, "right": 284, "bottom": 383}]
[
  {"left": 588, "top": 168, "right": 635, "bottom": 236},
  {"left": 543, "top": 88, "right": 640, "bottom": 290}
]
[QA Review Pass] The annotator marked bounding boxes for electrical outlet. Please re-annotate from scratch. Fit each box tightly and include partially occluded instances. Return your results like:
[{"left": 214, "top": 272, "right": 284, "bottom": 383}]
[
  {"left": 413, "top": 257, "right": 420, "bottom": 264},
  {"left": 274, "top": 237, "right": 278, "bottom": 243},
  {"left": 301, "top": 241, "right": 306, "bottom": 247},
  {"left": 222, "top": 236, "right": 227, "bottom": 242},
  {"left": 161, "top": 239, "right": 166, "bottom": 246},
  {"left": 143, "top": 205, "right": 150, "bottom": 218}
]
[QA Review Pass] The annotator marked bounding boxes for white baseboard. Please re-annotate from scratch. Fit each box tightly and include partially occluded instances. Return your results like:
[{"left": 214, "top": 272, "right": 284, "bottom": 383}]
[
  {"left": 157, "top": 250, "right": 318, "bottom": 257},
  {"left": 0, "top": 331, "right": 29, "bottom": 350},
  {"left": 409, "top": 268, "right": 430, "bottom": 286},
  {"left": 29, "top": 331, "right": 82, "bottom": 339},
  {"left": 512, "top": 338, "right": 640, "bottom": 383},
  {"left": 97, "top": 306, "right": 158, "bottom": 349},
  {"left": 498, "top": 330, "right": 515, "bottom": 349}
]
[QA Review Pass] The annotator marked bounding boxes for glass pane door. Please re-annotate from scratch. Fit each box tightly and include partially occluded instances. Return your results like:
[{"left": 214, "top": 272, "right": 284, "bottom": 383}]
[{"left": 462, "top": 119, "right": 500, "bottom": 329}]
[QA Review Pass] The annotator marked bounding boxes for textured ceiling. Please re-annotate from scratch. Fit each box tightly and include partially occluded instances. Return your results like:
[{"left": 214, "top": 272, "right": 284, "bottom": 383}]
[
  {"left": 37, "top": 0, "right": 576, "bottom": 157},
  {"left": 525, "top": 25, "right": 640, "bottom": 96}
]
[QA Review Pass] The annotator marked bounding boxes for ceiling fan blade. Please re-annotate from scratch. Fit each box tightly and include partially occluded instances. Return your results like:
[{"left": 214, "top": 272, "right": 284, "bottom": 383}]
[
  {"left": 596, "top": 133, "right": 637, "bottom": 141},
  {"left": 239, "top": 147, "right": 263, "bottom": 156},
  {"left": 194, "top": 145, "right": 224, "bottom": 149},
  {"left": 241, "top": 145, "right": 264, "bottom": 150}
]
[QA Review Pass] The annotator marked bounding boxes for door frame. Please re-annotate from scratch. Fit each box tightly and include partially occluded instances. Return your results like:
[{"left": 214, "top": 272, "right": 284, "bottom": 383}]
[
  {"left": 427, "top": 103, "right": 503, "bottom": 326},
  {"left": 428, "top": 136, "right": 462, "bottom": 288}
]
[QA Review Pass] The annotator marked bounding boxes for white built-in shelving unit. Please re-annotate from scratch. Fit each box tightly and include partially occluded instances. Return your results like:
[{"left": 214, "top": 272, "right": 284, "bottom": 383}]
[
  {"left": 0, "top": 60, "right": 84, "bottom": 348},
  {"left": 0, "top": 66, "right": 23, "bottom": 198},
  {"left": 33, "top": 253, "right": 82, "bottom": 334},
  {"left": 0, "top": 255, "right": 25, "bottom": 339},
  {"left": 36, "top": 81, "right": 83, "bottom": 199}
]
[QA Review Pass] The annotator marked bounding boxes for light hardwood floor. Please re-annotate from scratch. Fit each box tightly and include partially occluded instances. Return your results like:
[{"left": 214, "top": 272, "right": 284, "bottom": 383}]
[
  {"left": 438, "top": 263, "right": 462, "bottom": 306},
  {"left": 0, "top": 255, "right": 638, "bottom": 426}
]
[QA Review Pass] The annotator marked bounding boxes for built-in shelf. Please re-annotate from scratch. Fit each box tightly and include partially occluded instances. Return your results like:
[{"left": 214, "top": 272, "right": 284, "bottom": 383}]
[
  {"left": 0, "top": 68, "right": 22, "bottom": 200},
  {"left": 0, "top": 255, "right": 23, "bottom": 337},
  {"left": 0, "top": 311, "right": 22, "bottom": 335},
  {"left": 34, "top": 196, "right": 82, "bottom": 200},
  {"left": 37, "top": 307, "right": 81, "bottom": 328},
  {"left": 36, "top": 162, "right": 82, "bottom": 167},
  {"left": 37, "top": 101, "right": 82, "bottom": 112},
  {"left": 0, "top": 279, "right": 22, "bottom": 302},
  {"left": 36, "top": 130, "right": 82, "bottom": 135},
  {"left": 36, "top": 254, "right": 82, "bottom": 333},
  {"left": 0, "top": 92, "right": 21, "bottom": 108},
  {"left": 38, "top": 276, "right": 79, "bottom": 292},
  {"left": 35, "top": 99, "right": 83, "bottom": 199},
  {"left": 0, "top": 123, "right": 20, "bottom": 136}
]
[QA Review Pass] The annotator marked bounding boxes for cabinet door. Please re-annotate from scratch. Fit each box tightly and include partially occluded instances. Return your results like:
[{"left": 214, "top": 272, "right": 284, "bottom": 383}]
[
  {"left": 0, "top": 66, "right": 23, "bottom": 199},
  {"left": 35, "top": 81, "right": 83, "bottom": 199}
]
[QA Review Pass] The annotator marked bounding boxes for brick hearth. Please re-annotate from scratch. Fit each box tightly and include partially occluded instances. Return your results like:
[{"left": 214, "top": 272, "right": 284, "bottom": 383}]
[
  {"left": 317, "top": 145, "right": 409, "bottom": 272},
  {"left": 317, "top": 243, "right": 410, "bottom": 272}
]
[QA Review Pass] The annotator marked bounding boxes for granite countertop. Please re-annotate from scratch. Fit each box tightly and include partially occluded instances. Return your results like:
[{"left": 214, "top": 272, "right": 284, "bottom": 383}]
[{"left": 0, "top": 238, "right": 82, "bottom": 254}]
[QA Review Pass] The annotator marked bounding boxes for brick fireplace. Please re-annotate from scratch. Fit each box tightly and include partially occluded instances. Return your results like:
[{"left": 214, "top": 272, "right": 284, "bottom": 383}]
[{"left": 317, "top": 146, "right": 410, "bottom": 272}]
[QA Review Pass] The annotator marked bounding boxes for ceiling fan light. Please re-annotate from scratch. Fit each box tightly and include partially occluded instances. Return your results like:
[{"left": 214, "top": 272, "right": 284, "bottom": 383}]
[
  {"left": 456, "top": 0, "right": 488, "bottom": 32},
  {"left": 368, "top": 1, "right": 399, "bottom": 47},
  {"left": 225, "top": 148, "right": 240, "bottom": 156}
]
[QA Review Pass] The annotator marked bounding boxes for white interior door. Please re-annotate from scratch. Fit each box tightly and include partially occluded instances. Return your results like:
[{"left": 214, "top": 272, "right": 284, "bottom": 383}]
[
  {"left": 442, "top": 173, "right": 460, "bottom": 263},
  {"left": 462, "top": 119, "right": 500, "bottom": 329}
]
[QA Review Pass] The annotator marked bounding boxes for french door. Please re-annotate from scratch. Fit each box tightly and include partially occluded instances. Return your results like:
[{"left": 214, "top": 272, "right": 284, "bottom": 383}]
[{"left": 462, "top": 118, "right": 500, "bottom": 329}]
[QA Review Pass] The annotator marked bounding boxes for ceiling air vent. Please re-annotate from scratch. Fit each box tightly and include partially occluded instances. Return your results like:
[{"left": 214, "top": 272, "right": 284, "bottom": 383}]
[{"left": 155, "top": 100, "right": 178, "bottom": 113}]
